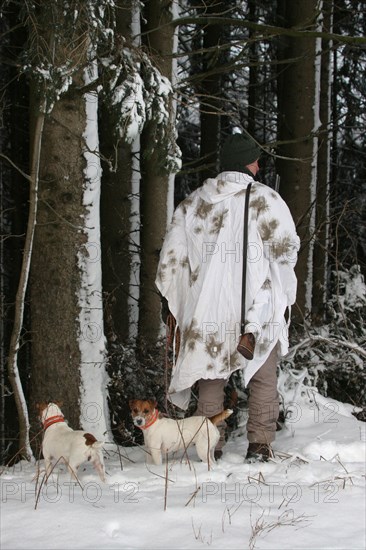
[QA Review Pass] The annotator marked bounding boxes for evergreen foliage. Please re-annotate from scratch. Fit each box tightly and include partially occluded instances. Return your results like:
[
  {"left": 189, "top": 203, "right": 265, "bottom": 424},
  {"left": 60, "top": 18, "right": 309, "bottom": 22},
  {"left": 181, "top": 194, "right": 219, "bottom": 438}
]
[{"left": 0, "top": 0, "right": 365, "bottom": 461}]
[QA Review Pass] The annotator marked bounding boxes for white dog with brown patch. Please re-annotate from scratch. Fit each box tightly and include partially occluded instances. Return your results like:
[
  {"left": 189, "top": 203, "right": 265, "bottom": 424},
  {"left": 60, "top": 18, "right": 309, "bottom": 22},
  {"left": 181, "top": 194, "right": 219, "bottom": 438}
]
[
  {"left": 129, "top": 399, "right": 232, "bottom": 465},
  {"left": 37, "top": 402, "right": 106, "bottom": 482}
]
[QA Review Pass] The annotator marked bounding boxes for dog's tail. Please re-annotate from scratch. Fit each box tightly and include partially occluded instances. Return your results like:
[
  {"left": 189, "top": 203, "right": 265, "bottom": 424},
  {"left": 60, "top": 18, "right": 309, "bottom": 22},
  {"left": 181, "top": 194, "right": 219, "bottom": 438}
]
[
  {"left": 84, "top": 433, "right": 104, "bottom": 449},
  {"left": 91, "top": 441, "right": 104, "bottom": 450},
  {"left": 209, "top": 409, "right": 233, "bottom": 426}
]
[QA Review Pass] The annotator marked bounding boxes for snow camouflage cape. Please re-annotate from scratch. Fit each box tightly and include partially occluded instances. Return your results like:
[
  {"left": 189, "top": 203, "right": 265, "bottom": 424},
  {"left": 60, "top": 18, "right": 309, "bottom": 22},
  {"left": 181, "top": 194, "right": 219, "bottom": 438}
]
[{"left": 156, "top": 171, "right": 300, "bottom": 410}]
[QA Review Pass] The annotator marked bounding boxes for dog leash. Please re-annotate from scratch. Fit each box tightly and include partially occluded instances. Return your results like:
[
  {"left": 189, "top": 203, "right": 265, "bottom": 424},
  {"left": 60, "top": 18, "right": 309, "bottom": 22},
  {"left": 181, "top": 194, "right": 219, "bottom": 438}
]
[
  {"left": 166, "top": 312, "right": 180, "bottom": 358},
  {"left": 164, "top": 313, "right": 181, "bottom": 412}
]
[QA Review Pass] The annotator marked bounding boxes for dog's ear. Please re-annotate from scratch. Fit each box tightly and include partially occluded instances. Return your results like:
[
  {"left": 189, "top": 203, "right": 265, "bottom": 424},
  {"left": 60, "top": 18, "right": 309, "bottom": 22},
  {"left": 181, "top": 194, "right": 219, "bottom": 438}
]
[
  {"left": 36, "top": 402, "right": 48, "bottom": 413},
  {"left": 147, "top": 399, "right": 158, "bottom": 408},
  {"left": 129, "top": 399, "right": 136, "bottom": 409}
]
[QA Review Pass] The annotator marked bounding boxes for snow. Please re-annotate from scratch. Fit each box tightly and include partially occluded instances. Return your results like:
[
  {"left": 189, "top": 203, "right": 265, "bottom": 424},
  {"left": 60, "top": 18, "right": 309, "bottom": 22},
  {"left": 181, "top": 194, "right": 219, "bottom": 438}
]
[
  {"left": 77, "top": 60, "right": 110, "bottom": 441},
  {"left": 305, "top": 28, "right": 322, "bottom": 315},
  {"left": 337, "top": 266, "right": 366, "bottom": 310},
  {"left": 166, "top": 0, "right": 181, "bottom": 227},
  {"left": 1, "top": 394, "right": 365, "bottom": 550},
  {"left": 112, "top": 72, "right": 146, "bottom": 141},
  {"left": 127, "top": 1, "right": 141, "bottom": 342},
  {"left": 128, "top": 134, "right": 141, "bottom": 341}
]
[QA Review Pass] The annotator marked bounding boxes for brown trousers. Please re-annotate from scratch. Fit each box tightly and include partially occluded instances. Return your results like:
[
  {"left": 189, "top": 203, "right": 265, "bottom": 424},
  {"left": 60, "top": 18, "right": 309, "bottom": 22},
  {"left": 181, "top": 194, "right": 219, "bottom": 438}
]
[
  {"left": 194, "top": 379, "right": 228, "bottom": 451},
  {"left": 195, "top": 346, "right": 279, "bottom": 450}
]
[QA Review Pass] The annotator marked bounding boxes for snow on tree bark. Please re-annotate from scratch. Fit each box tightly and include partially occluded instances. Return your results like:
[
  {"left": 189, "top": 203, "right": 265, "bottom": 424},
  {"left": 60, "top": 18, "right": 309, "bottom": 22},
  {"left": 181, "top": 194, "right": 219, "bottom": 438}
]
[{"left": 78, "top": 60, "right": 111, "bottom": 441}]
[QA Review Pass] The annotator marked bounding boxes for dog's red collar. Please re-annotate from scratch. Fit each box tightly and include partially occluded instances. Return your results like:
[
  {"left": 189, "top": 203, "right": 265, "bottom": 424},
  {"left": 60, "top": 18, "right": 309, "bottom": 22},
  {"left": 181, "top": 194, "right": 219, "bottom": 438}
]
[
  {"left": 43, "top": 415, "right": 65, "bottom": 430},
  {"left": 139, "top": 409, "right": 159, "bottom": 430}
]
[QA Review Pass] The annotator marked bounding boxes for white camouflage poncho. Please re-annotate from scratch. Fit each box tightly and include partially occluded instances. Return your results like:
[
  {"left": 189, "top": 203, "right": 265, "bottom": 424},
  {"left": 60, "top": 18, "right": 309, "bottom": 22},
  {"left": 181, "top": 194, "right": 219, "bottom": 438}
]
[{"left": 156, "top": 171, "right": 300, "bottom": 410}]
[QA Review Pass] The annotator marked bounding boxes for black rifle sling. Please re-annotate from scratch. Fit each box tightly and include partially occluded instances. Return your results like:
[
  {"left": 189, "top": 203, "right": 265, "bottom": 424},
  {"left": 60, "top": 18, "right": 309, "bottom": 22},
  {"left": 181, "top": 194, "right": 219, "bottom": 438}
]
[{"left": 240, "top": 183, "right": 252, "bottom": 335}]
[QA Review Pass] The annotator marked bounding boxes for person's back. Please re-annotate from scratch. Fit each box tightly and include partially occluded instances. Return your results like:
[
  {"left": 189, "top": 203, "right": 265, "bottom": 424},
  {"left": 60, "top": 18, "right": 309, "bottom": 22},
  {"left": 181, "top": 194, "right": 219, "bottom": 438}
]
[{"left": 156, "top": 132, "right": 300, "bottom": 462}]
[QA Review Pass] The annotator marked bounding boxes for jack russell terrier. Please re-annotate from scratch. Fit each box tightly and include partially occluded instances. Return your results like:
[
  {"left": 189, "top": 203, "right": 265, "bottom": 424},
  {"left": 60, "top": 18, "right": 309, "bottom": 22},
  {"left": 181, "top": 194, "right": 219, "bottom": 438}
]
[
  {"left": 129, "top": 399, "right": 232, "bottom": 465},
  {"left": 37, "top": 402, "right": 106, "bottom": 482}
]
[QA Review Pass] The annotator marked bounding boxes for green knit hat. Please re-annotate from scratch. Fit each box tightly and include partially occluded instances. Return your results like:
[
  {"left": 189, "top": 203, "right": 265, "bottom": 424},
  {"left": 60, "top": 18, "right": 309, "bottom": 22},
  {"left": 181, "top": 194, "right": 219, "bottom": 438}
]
[{"left": 220, "top": 133, "right": 261, "bottom": 172}]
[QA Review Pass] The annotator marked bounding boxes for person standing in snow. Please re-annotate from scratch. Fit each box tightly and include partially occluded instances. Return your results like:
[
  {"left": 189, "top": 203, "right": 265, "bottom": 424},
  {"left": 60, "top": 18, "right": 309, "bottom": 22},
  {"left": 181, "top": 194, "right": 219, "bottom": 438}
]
[{"left": 155, "top": 133, "right": 300, "bottom": 462}]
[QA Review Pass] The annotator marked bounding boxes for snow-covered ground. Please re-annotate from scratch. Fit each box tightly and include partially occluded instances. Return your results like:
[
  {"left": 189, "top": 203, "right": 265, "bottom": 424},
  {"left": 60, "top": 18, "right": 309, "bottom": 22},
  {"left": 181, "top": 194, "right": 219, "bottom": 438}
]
[{"left": 1, "top": 391, "right": 365, "bottom": 550}]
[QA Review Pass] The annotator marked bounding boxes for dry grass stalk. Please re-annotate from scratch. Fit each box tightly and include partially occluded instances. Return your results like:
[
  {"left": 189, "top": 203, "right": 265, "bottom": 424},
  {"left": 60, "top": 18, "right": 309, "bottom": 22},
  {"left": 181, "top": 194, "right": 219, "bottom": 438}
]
[
  {"left": 249, "top": 507, "right": 314, "bottom": 550},
  {"left": 191, "top": 519, "right": 213, "bottom": 545}
]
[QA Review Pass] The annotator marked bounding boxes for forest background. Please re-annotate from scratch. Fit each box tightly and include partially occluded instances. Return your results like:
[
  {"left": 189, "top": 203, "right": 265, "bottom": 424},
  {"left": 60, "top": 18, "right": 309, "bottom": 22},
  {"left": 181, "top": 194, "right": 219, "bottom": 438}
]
[{"left": 0, "top": 0, "right": 365, "bottom": 462}]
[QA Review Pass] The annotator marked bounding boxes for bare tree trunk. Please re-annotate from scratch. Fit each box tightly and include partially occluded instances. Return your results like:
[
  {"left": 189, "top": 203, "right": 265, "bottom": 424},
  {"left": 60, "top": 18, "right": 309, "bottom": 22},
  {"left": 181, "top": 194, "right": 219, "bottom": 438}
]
[
  {"left": 139, "top": 0, "right": 176, "bottom": 349},
  {"left": 20, "top": 1, "right": 111, "bottom": 442},
  {"left": 247, "top": 0, "right": 259, "bottom": 137},
  {"left": 6, "top": 99, "right": 46, "bottom": 460},
  {"left": 276, "top": 0, "right": 320, "bottom": 320},
  {"left": 100, "top": 141, "right": 134, "bottom": 344},
  {"left": 29, "top": 83, "right": 87, "bottom": 431},
  {"left": 100, "top": 1, "right": 135, "bottom": 346},
  {"left": 198, "top": 0, "right": 224, "bottom": 183},
  {"left": 312, "top": 2, "right": 333, "bottom": 323}
]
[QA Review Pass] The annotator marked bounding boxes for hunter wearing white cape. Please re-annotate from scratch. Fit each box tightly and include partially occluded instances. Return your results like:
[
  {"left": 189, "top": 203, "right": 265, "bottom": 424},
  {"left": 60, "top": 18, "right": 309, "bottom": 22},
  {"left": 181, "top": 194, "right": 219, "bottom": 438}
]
[{"left": 155, "top": 133, "right": 300, "bottom": 460}]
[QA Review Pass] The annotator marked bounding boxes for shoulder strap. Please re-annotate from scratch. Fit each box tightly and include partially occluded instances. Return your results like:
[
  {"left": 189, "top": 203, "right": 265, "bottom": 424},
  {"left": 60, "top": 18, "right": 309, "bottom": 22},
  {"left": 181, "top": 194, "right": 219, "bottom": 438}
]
[{"left": 240, "top": 183, "right": 252, "bottom": 335}]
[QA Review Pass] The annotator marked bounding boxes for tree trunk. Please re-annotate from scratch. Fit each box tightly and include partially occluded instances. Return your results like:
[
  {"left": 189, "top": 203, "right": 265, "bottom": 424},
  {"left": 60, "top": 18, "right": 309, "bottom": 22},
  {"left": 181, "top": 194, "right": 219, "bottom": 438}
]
[
  {"left": 139, "top": 0, "right": 176, "bottom": 349},
  {"left": 312, "top": 2, "right": 333, "bottom": 323},
  {"left": 29, "top": 83, "right": 88, "bottom": 431},
  {"left": 276, "top": 0, "right": 320, "bottom": 320},
  {"left": 198, "top": 0, "right": 225, "bottom": 183},
  {"left": 100, "top": 2, "right": 135, "bottom": 346},
  {"left": 247, "top": 0, "right": 259, "bottom": 137}
]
